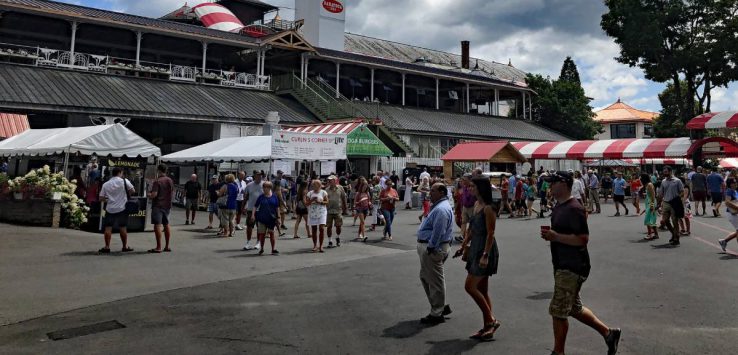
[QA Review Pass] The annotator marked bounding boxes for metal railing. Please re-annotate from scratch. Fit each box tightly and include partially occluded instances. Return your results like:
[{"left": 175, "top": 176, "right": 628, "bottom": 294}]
[{"left": 0, "top": 42, "right": 271, "bottom": 91}]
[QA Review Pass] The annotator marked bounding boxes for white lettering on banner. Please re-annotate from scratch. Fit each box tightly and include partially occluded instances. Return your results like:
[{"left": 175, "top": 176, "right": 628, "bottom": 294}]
[{"left": 272, "top": 130, "right": 347, "bottom": 161}]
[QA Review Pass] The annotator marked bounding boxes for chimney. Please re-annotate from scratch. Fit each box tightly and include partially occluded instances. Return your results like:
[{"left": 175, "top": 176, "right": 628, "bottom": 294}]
[{"left": 461, "top": 40, "right": 470, "bottom": 69}]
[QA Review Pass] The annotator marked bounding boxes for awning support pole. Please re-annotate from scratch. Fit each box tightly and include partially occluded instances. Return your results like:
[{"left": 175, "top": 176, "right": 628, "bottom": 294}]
[
  {"left": 62, "top": 146, "right": 71, "bottom": 178},
  {"left": 401, "top": 73, "right": 406, "bottom": 106}
]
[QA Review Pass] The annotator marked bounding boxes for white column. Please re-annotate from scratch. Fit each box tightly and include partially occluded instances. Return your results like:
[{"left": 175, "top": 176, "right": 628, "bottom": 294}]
[
  {"left": 521, "top": 91, "right": 527, "bottom": 119},
  {"left": 256, "top": 50, "right": 262, "bottom": 76},
  {"left": 201, "top": 42, "right": 208, "bottom": 74},
  {"left": 260, "top": 49, "right": 266, "bottom": 76},
  {"left": 69, "top": 21, "right": 78, "bottom": 57},
  {"left": 370, "top": 68, "right": 375, "bottom": 101},
  {"left": 494, "top": 88, "right": 500, "bottom": 116},
  {"left": 135, "top": 31, "right": 142, "bottom": 67},
  {"left": 335, "top": 62, "right": 340, "bottom": 98},
  {"left": 300, "top": 53, "right": 305, "bottom": 82},
  {"left": 466, "top": 82, "right": 470, "bottom": 113},
  {"left": 435, "top": 78, "right": 439, "bottom": 110},
  {"left": 401, "top": 73, "right": 406, "bottom": 106}
]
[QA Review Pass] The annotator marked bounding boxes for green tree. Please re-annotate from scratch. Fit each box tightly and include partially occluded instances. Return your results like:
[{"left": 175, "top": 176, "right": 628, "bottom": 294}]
[
  {"left": 601, "top": 0, "right": 738, "bottom": 125},
  {"left": 654, "top": 81, "right": 693, "bottom": 137},
  {"left": 559, "top": 56, "right": 581, "bottom": 85},
  {"left": 524, "top": 73, "right": 601, "bottom": 140}
]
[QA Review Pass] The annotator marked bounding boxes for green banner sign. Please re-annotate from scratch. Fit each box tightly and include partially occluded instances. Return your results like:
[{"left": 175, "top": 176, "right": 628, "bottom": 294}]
[{"left": 347, "top": 127, "right": 393, "bottom": 156}]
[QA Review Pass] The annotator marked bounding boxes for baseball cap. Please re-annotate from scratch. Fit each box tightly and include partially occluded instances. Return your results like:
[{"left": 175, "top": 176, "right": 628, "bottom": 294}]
[
  {"left": 544, "top": 171, "right": 574, "bottom": 184},
  {"left": 328, "top": 175, "right": 337, "bottom": 180},
  {"left": 211, "top": 174, "right": 218, "bottom": 180},
  {"left": 246, "top": 176, "right": 254, "bottom": 182}
]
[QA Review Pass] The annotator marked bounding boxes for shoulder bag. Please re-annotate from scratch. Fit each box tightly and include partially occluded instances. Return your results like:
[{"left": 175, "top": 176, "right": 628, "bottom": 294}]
[{"left": 123, "top": 179, "right": 139, "bottom": 214}]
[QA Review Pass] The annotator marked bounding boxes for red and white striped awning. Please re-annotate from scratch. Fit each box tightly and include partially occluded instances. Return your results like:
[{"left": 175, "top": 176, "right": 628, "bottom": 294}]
[
  {"left": 622, "top": 158, "right": 691, "bottom": 165},
  {"left": 720, "top": 158, "right": 738, "bottom": 169},
  {"left": 512, "top": 138, "right": 693, "bottom": 160},
  {"left": 0, "top": 113, "right": 30, "bottom": 139},
  {"left": 687, "top": 112, "right": 738, "bottom": 130},
  {"left": 284, "top": 121, "right": 363, "bottom": 134},
  {"left": 192, "top": 3, "right": 245, "bottom": 33}
]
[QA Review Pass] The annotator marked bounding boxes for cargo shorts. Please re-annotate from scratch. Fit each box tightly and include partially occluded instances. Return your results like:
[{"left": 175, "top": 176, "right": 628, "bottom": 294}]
[
  {"left": 549, "top": 269, "right": 586, "bottom": 319},
  {"left": 326, "top": 212, "right": 343, "bottom": 228}
]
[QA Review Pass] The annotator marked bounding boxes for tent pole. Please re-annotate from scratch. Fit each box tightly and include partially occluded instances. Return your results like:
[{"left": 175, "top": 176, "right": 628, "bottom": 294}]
[{"left": 62, "top": 146, "right": 71, "bottom": 177}]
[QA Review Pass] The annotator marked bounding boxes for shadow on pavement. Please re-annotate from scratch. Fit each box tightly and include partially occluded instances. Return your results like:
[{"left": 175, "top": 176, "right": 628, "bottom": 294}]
[
  {"left": 526, "top": 291, "right": 553, "bottom": 300},
  {"left": 719, "top": 254, "right": 738, "bottom": 260},
  {"left": 381, "top": 319, "right": 425, "bottom": 339},
  {"left": 60, "top": 250, "right": 150, "bottom": 257},
  {"left": 425, "top": 338, "right": 481, "bottom": 355},
  {"left": 651, "top": 243, "right": 679, "bottom": 249},
  {"left": 629, "top": 238, "right": 655, "bottom": 243}
]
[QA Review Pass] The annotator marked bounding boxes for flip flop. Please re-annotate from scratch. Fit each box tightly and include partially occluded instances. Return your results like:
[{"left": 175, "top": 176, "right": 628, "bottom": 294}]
[
  {"left": 98, "top": 247, "right": 110, "bottom": 254},
  {"left": 147, "top": 249, "right": 161, "bottom": 253},
  {"left": 163, "top": 248, "right": 171, "bottom": 252},
  {"left": 121, "top": 247, "right": 134, "bottom": 252}
]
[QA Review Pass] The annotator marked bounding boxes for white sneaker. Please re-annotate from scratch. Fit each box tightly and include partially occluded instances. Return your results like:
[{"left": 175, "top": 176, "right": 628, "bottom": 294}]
[
  {"left": 235, "top": 225, "right": 244, "bottom": 230},
  {"left": 243, "top": 242, "right": 254, "bottom": 251},
  {"left": 719, "top": 239, "right": 728, "bottom": 252},
  {"left": 254, "top": 243, "right": 261, "bottom": 250}
]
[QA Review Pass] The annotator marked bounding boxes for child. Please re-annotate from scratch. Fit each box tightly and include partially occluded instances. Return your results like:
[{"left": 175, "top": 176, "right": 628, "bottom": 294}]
[
  {"left": 252, "top": 181, "right": 281, "bottom": 255},
  {"left": 679, "top": 185, "right": 692, "bottom": 236},
  {"left": 643, "top": 182, "right": 659, "bottom": 240}
]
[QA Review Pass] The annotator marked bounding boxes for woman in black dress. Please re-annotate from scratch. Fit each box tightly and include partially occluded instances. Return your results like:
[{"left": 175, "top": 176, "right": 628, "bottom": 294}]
[{"left": 455, "top": 176, "right": 500, "bottom": 341}]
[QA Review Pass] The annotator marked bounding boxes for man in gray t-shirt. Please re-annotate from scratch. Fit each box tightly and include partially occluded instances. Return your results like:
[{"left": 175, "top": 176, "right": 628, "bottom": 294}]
[
  {"left": 690, "top": 166, "right": 708, "bottom": 216},
  {"left": 243, "top": 171, "right": 264, "bottom": 250},
  {"left": 658, "top": 166, "right": 684, "bottom": 245}
]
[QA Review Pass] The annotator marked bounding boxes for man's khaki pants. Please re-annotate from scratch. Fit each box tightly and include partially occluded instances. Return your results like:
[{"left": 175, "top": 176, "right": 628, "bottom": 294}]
[
  {"left": 588, "top": 188, "right": 601, "bottom": 212},
  {"left": 417, "top": 242, "right": 450, "bottom": 317}
]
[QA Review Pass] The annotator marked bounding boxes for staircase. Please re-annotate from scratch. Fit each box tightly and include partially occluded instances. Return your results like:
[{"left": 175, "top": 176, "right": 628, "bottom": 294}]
[{"left": 273, "top": 73, "right": 415, "bottom": 155}]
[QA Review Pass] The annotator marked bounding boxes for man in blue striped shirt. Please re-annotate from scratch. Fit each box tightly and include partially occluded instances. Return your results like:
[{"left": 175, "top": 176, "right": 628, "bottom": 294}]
[{"left": 417, "top": 182, "right": 454, "bottom": 325}]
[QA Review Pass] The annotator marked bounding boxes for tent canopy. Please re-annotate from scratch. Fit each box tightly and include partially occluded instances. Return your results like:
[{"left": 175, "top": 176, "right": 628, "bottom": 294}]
[
  {"left": 441, "top": 141, "right": 526, "bottom": 163},
  {"left": 512, "top": 138, "right": 694, "bottom": 160},
  {"left": 0, "top": 123, "right": 160, "bottom": 157},
  {"left": 687, "top": 112, "right": 738, "bottom": 130},
  {"left": 285, "top": 120, "right": 393, "bottom": 157},
  {"left": 161, "top": 136, "right": 272, "bottom": 163}
]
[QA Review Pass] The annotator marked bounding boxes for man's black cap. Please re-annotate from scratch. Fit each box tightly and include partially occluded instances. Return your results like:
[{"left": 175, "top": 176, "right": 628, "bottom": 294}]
[{"left": 544, "top": 171, "right": 574, "bottom": 184}]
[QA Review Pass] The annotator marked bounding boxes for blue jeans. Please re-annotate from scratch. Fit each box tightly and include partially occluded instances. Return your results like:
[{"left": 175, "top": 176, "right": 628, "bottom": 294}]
[{"left": 381, "top": 209, "right": 395, "bottom": 236}]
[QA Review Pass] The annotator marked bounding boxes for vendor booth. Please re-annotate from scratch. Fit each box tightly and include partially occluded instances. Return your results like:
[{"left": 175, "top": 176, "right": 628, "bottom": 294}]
[
  {"left": 440, "top": 141, "right": 527, "bottom": 179},
  {"left": 0, "top": 124, "right": 161, "bottom": 232},
  {"left": 284, "top": 120, "right": 393, "bottom": 177}
]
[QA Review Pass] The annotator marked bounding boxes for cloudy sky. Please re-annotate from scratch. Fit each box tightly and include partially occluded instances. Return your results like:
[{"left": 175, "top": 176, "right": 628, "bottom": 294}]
[{"left": 63, "top": 0, "right": 738, "bottom": 112}]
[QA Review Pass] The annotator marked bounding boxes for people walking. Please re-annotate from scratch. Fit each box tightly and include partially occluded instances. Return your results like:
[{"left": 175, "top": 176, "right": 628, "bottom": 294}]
[
  {"left": 690, "top": 166, "right": 708, "bottom": 216},
  {"left": 526, "top": 176, "right": 538, "bottom": 217},
  {"left": 707, "top": 169, "right": 725, "bottom": 217},
  {"left": 418, "top": 176, "right": 431, "bottom": 222},
  {"left": 612, "top": 172, "right": 628, "bottom": 216},
  {"left": 206, "top": 175, "right": 222, "bottom": 230},
  {"left": 307, "top": 179, "right": 328, "bottom": 252},
  {"left": 253, "top": 181, "right": 280, "bottom": 255},
  {"left": 380, "top": 180, "right": 399, "bottom": 240},
  {"left": 718, "top": 178, "right": 738, "bottom": 252},
  {"left": 183, "top": 174, "right": 201, "bottom": 225},
  {"left": 98, "top": 167, "right": 135, "bottom": 253},
  {"left": 587, "top": 170, "right": 600, "bottom": 214},
  {"left": 541, "top": 171, "right": 621, "bottom": 355},
  {"left": 642, "top": 177, "right": 659, "bottom": 241},
  {"left": 243, "top": 171, "right": 264, "bottom": 251},
  {"left": 679, "top": 183, "right": 692, "bottom": 236},
  {"left": 217, "top": 174, "right": 239, "bottom": 238},
  {"left": 370, "top": 176, "right": 383, "bottom": 232},
  {"left": 630, "top": 173, "right": 642, "bottom": 215},
  {"left": 404, "top": 175, "right": 414, "bottom": 209},
  {"left": 417, "top": 183, "right": 454, "bottom": 325},
  {"left": 455, "top": 177, "right": 500, "bottom": 341},
  {"left": 293, "top": 181, "right": 310, "bottom": 239},
  {"left": 459, "top": 175, "right": 476, "bottom": 240},
  {"left": 148, "top": 164, "right": 174, "bottom": 253},
  {"left": 325, "top": 175, "right": 347, "bottom": 248},
  {"left": 354, "top": 177, "right": 371, "bottom": 240},
  {"left": 658, "top": 166, "right": 685, "bottom": 246},
  {"left": 234, "top": 171, "right": 247, "bottom": 230}
]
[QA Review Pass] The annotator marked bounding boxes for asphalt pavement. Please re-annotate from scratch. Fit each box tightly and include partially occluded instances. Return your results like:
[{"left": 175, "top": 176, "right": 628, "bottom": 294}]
[{"left": 1, "top": 200, "right": 737, "bottom": 354}]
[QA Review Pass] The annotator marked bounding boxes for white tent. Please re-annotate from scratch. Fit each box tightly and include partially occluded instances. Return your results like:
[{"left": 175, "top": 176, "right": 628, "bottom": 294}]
[
  {"left": 161, "top": 136, "right": 273, "bottom": 163},
  {"left": 0, "top": 124, "right": 161, "bottom": 158}
]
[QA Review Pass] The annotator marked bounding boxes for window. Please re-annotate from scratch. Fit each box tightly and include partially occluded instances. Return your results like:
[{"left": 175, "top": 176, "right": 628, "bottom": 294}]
[
  {"left": 643, "top": 124, "right": 654, "bottom": 138},
  {"left": 610, "top": 123, "right": 636, "bottom": 139}
]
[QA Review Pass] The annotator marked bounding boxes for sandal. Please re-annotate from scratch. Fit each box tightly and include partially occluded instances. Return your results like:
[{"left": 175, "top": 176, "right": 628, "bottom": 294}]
[
  {"left": 121, "top": 247, "right": 133, "bottom": 252},
  {"left": 479, "top": 320, "right": 502, "bottom": 341},
  {"left": 147, "top": 249, "right": 161, "bottom": 253},
  {"left": 163, "top": 248, "right": 171, "bottom": 252},
  {"left": 98, "top": 247, "right": 110, "bottom": 254}
]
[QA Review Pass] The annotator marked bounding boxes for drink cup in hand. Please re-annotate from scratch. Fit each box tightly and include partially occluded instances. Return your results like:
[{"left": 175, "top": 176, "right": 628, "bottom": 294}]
[{"left": 540, "top": 225, "right": 551, "bottom": 238}]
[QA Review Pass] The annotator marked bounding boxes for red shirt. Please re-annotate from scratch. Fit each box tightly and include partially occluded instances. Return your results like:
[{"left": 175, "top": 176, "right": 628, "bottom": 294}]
[
  {"left": 515, "top": 180, "right": 524, "bottom": 199},
  {"left": 380, "top": 188, "right": 399, "bottom": 211}
]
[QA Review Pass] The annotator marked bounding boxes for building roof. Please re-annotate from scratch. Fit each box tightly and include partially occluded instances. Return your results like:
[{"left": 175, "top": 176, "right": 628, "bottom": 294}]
[
  {"left": 350, "top": 102, "right": 569, "bottom": 142},
  {"left": 159, "top": 3, "right": 197, "bottom": 21},
  {"left": 0, "top": 64, "right": 316, "bottom": 124},
  {"left": 343, "top": 33, "right": 528, "bottom": 86},
  {"left": 0, "top": 0, "right": 259, "bottom": 46},
  {"left": 594, "top": 99, "right": 658, "bottom": 124},
  {"left": 0, "top": 113, "right": 30, "bottom": 139},
  {"left": 441, "top": 141, "right": 526, "bottom": 163}
]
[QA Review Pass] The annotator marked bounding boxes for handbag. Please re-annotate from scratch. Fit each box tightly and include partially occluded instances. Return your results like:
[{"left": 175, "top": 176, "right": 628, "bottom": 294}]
[{"left": 123, "top": 179, "right": 139, "bottom": 214}]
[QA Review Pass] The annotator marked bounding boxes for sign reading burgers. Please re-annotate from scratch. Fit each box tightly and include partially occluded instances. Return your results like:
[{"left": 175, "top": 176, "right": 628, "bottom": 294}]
[{"left": 322, "top": 0, "right": 344, "bottom": 13}]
